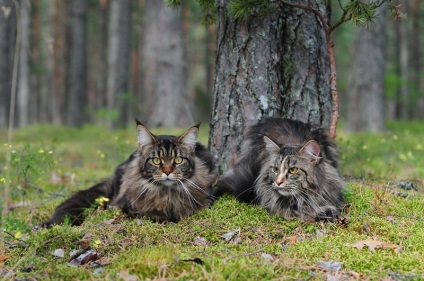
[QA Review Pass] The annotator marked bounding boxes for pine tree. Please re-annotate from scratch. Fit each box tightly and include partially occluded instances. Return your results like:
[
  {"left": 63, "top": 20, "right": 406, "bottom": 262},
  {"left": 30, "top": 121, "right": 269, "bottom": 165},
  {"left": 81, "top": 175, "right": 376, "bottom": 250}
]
[{"left": 166, "top": 0, "right": 404, "bottom": 173}]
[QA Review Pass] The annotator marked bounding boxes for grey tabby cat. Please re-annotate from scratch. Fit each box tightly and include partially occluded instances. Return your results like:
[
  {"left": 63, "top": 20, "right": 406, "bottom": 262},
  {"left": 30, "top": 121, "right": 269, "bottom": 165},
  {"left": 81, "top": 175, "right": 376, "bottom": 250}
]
[
  {"left": 41, "top": 120, "right": 216, "bottom": 227},
  {"left": 215, "top": 118, "right": 345, "bottom": 222}
]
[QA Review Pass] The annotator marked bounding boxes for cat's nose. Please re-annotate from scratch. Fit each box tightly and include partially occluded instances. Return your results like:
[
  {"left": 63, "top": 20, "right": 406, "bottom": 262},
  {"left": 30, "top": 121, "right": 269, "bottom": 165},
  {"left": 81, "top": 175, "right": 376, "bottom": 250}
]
[
  {"left": 163, "top": 165, "right": 173, "bottom": 175},
  {"left": 275, "top": 175, "right": 285, "bottom": 186}
]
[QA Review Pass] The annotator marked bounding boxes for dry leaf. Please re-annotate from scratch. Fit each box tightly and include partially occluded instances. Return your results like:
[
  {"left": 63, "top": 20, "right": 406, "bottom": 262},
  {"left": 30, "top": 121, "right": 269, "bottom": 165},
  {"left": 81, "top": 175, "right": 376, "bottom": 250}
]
[
  {"left": 102, "top": 218, "right": 116, "bottom": 225},
  {"left": 317, "top": 260, "right": 343, "bottom": 272},
  {"left": 221, "top": 229, "right": 240, "bottom": 242},
  {"left": 261, "top": 253, "right": 273, "bottom": 260},
  {"left": 351, "top": 240, "right": 401, "bottom": 253},
  {"left": 0, "top": 255, "right": 9, "bottom": 262},
  {"left": 67, "top": 250, "right": 100, "bottom": 267},
  {"left": 396, "top": 181, "right": 416, "bottom": 191},
  {"left": 81, "top": 232, "right": 93, "bottom": 240},
  {"left": 52, "top": 248, "right": 65, "bottom": 258}
]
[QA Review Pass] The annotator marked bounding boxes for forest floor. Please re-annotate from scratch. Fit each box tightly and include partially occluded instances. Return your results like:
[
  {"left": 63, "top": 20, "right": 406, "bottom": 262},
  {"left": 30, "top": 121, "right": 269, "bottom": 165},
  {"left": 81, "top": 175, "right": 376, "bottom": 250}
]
[{"left": 1, "top": 122, "right": 423, "bottom": 280}]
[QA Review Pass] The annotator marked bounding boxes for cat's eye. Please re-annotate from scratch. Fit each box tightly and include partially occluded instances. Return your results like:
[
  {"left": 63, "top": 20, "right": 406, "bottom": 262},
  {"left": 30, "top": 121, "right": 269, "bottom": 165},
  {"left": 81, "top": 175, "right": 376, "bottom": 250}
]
[
  {"left": 174, "top": 157, "right": 183, "bottom": 164},
  {"left": 288, "top": 167, "right": 298, "bottom": 174},
  {"left": 271, "top": 166, "right": 279, "bottom": 173},
  {"left": 151, "top": 158, "right": 161, "bottom": 165}
]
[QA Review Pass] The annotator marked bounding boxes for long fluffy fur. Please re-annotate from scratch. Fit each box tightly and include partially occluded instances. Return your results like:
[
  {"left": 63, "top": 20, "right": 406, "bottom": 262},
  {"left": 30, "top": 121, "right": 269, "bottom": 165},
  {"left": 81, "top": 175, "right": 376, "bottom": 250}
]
[
  {"left": 41, "top": 123, "right": 216, "bottom": 227},
  {"left": 215, "top": 117, "right": 345, "bottom": 222}
]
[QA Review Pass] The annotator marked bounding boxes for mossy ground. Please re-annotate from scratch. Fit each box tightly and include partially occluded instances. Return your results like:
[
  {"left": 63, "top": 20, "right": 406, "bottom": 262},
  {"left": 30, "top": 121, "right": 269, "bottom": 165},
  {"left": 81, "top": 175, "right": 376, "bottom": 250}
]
[{"left": 1, "top": 122, "right": 423, "bottom": 280}]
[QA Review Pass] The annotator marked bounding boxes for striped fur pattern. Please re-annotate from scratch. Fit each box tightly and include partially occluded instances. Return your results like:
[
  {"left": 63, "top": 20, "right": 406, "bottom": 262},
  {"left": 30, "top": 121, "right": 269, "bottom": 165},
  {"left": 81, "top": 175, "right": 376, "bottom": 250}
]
[
  {"left": 215, "top": 118, "right": 345, "bottom": 222},
  {"left": 41, "top": 121, "right": 216, "bottom": 227}
]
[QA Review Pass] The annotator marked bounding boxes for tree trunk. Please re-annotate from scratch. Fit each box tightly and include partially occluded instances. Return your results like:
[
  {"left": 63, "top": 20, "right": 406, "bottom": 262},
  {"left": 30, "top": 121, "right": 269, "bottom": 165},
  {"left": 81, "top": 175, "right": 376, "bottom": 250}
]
[
  {"left": 209, "top": 0, "right": 331, "bottom": 173},
  {"left": 398, "top": 0, "right": 410, "bottom": 119},
  {"left": 32, "top": 0, "right": 53, "bottom": 124},
  {"left": 95, "top": 0, "right": 108, "bottom": 115},
  {"left": 346, "top": 5, "right": 386, "bottom": 132},
  {"left": 17, "top": 0, "right": 30, "bottom": 127},
  {"left": 0, "top": 0, "right": 16, "bottom": 129},
  {"left": 106, "top": 0, "right": 132, "bottom": 129},
  {"left": 139, "top": 0, "right": 192, "bottom": 128},
  {"left": 205, "top": 24, "right": 216, "bottom": 111},
  {"left": 66, "top": 0, "right": 87, "bottom": 127},
  {"left": 411, "top": 0, "right": 422, "bottom": 119},
  {"left": 51, "top": 0, "right": 66, "bottom": 125}
]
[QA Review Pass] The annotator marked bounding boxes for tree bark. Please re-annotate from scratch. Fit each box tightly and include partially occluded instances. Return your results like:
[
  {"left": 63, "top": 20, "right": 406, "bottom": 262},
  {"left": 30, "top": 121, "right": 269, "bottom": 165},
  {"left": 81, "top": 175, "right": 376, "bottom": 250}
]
[
  {"left": 0, "top": 0, "right": 16, "bottom": 129},
  {"left": 398, "top": 0, "right": 410, "bottom": 119},
  {"left": 95, "top": 0, "right": 108, "bottom": 114},
  {"left": 346, "top": 5, "right": 386, "bottom": 132},
  {"left": 209, "top": 0, "right": 331, "bottom": 173},
  {"left": 411, "top": 0, "right": 422, "bottom": 119},
  {"left": 66, "top": 0, "right": 88, "bottom": 127},
  {"left": 106, "top": 0, "right": 132, "bottom": 129},
  {"left": 51, "top": 0, "right": 66, "bottom": 124},
  {"left": 139, "top": 0, "right": 192, "bottom": 128},
  {"left": 17, "top": 0, "right": 30, "bottom": 127},
  {"left": 205, "top": 24, "right": 216, "bottom": 110}
]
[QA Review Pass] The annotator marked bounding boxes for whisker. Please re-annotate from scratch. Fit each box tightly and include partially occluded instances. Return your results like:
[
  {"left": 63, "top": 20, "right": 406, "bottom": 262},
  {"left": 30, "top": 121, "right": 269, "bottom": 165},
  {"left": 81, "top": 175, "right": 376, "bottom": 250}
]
[
  {"left": 177, "top": 180, "right": 200, "bottom": 209},
  {"left": 182, "top": 178, "right": 213, "bottom": 197}
]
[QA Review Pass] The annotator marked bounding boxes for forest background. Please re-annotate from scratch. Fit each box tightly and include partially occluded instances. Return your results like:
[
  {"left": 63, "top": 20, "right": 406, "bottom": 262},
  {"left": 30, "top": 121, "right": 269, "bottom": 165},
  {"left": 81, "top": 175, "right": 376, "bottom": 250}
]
[
  {"left": 0, "top": 0, "right": 423, "bottom": 131},
  {"left": 1, "top": 1, "right": 424, "bottom": 279}
]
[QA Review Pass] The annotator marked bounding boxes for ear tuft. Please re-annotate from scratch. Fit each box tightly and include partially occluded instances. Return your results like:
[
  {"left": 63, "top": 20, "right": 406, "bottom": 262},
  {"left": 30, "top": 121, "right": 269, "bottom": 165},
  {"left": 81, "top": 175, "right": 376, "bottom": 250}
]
[
  {"left": 299, "top": 140, "right": 321, "bottom": 164},
  {"left": 137, "top": 124, "right": 155, "bottom": 149},
  {"left": 135, "top": 118, "right": 143, "bottom": 126},
  {"left": 178, "top": 126, "right": 198, "bottom": 150},
  {"left": 264, "top": 136, "right": 280, "bottom": 154}
]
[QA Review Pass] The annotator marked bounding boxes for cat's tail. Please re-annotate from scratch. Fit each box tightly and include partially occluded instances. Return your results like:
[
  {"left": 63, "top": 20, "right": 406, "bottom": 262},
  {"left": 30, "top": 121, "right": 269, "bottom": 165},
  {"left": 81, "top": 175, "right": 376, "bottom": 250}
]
[
  {"left": 40, "top": 179, "right": 115, "bottom": 227},
  {"left": 214, "top": 162, "right": 259, "bottom": 204}
]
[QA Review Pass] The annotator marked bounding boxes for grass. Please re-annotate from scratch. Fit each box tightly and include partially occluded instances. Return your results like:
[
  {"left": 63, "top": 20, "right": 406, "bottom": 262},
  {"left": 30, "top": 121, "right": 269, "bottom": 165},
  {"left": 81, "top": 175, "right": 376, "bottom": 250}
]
[{"left": 1, "top": 122, "right": 423, "bottom": 280}]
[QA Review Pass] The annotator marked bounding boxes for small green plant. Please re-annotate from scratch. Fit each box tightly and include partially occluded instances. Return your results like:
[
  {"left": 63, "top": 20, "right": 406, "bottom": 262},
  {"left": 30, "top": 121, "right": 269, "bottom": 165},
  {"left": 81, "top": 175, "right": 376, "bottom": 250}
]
[{"left": 9, "top": 144, "right": 55, "bottom": 191}]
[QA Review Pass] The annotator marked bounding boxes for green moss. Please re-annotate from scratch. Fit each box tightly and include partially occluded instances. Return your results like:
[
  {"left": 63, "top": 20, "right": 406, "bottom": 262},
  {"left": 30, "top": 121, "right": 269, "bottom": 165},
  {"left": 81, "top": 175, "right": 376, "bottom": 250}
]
[{"left": 2, "top": 122, "right": 424, "bottom": 280}]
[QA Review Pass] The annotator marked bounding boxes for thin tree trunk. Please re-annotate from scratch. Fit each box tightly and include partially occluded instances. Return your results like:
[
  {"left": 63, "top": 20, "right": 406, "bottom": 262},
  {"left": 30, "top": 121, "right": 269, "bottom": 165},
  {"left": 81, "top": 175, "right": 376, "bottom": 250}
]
[
  {"left": 66, "top": 0, "right": 87, "bottom": 127},
  {"left": 398, "top": 0, "right": 410, "bottom": 119},
  {"left": 391, "top": 18, "right": 402, "bottom": 120},
  {"left": 35, "top": 0, "right": 52, "bottom": 123},
  {"left": 17, "top": 0, "right": 30, "bottom": 127},
  {"left": 106, "top": 0, "right": 132, "bottom": 129},
  {"left": 0, "top": 0, "right": 16, "bottom": 129},
  {"left": 51, "top": 0, "right": 66, "bottom": 124},
  {"left": 139, "top": 0, "right": 192, "bottom": 128},
  {"left": 95, "top": 0, "right": 108, "bottom": 114},
  {"left": 209, "top": 0, "right": 331, "bottom": 173},
  {"left": 205, "top": 24, "right": 216, "bottom": 109},
  {"left": 29, "top": 0, "right": 40, "bottom": 124},
  {"left": 346, "top": 5, "right": 386, "bottom": 132},
  {"left": 411, "top": 0, "right": 422, "bottom": 119}
]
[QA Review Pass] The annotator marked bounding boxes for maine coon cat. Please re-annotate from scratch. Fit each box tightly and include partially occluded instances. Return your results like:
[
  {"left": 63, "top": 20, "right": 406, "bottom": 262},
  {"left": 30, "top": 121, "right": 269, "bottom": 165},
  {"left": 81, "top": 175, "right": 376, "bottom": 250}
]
[
  {"left": 41, "top": 120, "right": 216, "bottom": 227},
  {"left": 215, "top": 117, "right": 345, "bottom": 222}
]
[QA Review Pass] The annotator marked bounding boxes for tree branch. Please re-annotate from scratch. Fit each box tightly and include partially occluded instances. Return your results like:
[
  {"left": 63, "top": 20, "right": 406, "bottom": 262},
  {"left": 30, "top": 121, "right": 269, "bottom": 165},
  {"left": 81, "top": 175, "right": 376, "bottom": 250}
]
[
  {"left": 330, "top": 11, "right": 352, "bottom": 33},
  {"left": 279, "top": 0, "right": 330, "bottom": 37}
]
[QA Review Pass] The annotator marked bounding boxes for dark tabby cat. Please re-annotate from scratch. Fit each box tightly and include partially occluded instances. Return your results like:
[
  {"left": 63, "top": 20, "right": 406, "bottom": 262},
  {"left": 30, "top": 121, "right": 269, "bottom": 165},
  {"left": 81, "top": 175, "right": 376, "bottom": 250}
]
[
  {"left": 41, "top": 120, "right": 216, "bottom": 227},
  {"left": 215, "top": 118, "right": 345, "bottom": 222}
]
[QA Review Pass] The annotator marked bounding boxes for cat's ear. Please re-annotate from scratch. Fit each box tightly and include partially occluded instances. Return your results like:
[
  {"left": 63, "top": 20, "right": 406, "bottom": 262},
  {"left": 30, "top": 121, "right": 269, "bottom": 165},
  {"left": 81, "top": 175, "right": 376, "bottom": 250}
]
[
  {"left": 136, "top": 122, "right": 155, "bottom": 150},
  {"left": 178, "top": 125, "right": 199, "bottom": 151},
  {"left": 299, "top": 140, "right": 321, "bottom": 164},
  {"left": 264, "top": 136, "right": 280, "bottom": 154}
]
